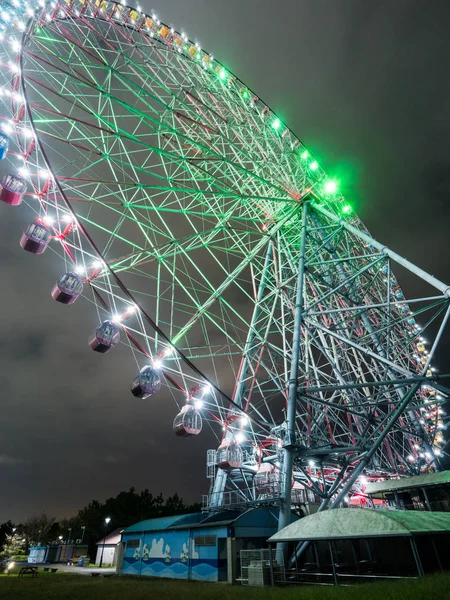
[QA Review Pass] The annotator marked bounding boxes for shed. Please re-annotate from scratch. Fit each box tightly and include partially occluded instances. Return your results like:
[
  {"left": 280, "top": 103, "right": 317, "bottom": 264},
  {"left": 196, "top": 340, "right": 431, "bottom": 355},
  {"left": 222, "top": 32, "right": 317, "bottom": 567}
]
[
  {"left": 269, "top": 508, "right": 450, "bottom": 584},
  {"left": 120, "top": 507, "right": 295, "bottom": 582},
  {"left": 95, "top": 528, "right": 123, "bottom": 566},
  {"left": 366, "top": 470, "right": 450, "bottom": 512}
]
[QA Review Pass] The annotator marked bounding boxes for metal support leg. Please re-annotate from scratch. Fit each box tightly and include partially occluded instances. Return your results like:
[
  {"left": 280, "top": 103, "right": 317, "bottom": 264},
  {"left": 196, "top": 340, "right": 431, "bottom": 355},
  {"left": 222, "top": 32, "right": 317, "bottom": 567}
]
[
  {"left": 410, "top": 538, "right": 424, "bottom": 577},
  {"left": 328, "top": 541, "right": 338, "bottom": 585},
  {"left": 278, "top": 202, "right": 309, "bottom": 540}
]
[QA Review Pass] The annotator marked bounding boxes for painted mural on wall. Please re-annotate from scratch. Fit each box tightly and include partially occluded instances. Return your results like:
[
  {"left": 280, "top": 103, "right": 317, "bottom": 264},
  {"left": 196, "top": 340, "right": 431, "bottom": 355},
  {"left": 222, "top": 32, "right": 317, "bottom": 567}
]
[{"left": 123, "top": 532, "right": 218, "bottom": 581}]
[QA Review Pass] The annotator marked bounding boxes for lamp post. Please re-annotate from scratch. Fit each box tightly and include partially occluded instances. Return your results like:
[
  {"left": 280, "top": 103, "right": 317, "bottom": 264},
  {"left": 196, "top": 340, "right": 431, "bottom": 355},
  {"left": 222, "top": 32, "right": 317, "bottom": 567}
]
[
  {"left": 99, "top": 517, "right": 110, "bottom": 568},
  {"left": 66, "top": 528, "right": 72, "bottom": 564}
]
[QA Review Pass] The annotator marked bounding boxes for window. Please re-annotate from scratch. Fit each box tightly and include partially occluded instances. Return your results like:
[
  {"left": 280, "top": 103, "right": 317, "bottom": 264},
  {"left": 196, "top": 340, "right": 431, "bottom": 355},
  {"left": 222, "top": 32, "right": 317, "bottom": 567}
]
[
  {"left": 126, "top": 539, "right": 140, "bottom": 548},
  {"left": 194, "top": 535, "right": 216, "bottom": 546}
]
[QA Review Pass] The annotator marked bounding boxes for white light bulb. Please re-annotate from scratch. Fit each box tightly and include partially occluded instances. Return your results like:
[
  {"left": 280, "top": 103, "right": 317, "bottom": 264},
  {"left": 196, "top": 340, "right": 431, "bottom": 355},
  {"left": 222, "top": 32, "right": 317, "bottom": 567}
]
[
  {"left": 62, "top": 214, "right": 73, "bottom": 223},
  {"left": 194, "top": 399, "right": 203, "bottom": 410},
  {"left": 240, "top": 414, "right": 249, "bottom": 425},
  {"left": 235, "top": 432, "right": 245, "bottom": 444},
  {"left": 127, "top": 304, "right": 138, "bottom": 313},
  {"left": 43, "top": 215, "right": 54, "bottom": 226},
  {"left": 153, "top": 359, "right": 162, "bottom": 370},
  {"left": 75, "top": 265, "right": 85, "bottom": 275},
  {"left": 111, "top": 314, "right": 122, "bottom": 324}
]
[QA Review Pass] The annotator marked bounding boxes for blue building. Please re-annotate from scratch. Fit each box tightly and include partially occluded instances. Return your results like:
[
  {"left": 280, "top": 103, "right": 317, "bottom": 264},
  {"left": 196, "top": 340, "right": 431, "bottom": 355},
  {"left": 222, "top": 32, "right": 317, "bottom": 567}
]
[{"left": 120, "top": 507, "right": 293, "bottom": 583}]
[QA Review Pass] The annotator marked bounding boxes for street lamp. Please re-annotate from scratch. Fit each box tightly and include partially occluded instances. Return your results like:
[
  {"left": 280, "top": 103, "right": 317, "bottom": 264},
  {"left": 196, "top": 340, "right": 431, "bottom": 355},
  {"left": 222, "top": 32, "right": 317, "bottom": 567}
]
[
  {"left": 65, "top": 528, "right": 72, "bottom": 564},
  {"left": 99, "top": 517, "right": 111, "bottom": 568},
  {"left": 57, "top": 535, "right": 63, "bottom": 563}
]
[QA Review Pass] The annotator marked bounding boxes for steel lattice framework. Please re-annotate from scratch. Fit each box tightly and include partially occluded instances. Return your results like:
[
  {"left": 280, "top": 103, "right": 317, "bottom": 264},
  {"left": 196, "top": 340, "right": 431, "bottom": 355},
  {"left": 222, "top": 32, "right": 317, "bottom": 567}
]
[{"left": 0, "top": 0, "right": 449, "bottom": 530}]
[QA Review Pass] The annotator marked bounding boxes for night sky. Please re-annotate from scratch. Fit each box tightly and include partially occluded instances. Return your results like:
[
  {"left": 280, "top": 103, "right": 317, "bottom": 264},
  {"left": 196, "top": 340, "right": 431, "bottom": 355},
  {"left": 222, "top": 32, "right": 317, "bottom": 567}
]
[{"left": 1, "top": 0, "right": 450, "bottom": 523}]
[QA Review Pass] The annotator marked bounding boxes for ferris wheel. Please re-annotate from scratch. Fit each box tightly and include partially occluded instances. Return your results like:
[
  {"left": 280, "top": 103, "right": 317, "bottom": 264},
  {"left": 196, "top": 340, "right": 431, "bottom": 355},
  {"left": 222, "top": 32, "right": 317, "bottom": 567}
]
[{"left": 1, "top": 0, "right": 449, "bottom": 529}]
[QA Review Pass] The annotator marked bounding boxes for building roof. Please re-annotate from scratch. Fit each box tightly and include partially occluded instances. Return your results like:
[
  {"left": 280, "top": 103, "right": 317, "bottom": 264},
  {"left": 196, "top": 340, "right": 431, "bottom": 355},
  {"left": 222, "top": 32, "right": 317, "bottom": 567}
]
[
  {"left": 122, "top": 513, "right": 201, "bottom": 535},
  {"left": 96, "top": 528, "right": 124, "bottom": 546},
  {"left": 122, "top": 508, "right": 294, "bottom": 535},
  {"left": 366, "top": 470, "right": 450, "bottom": 496},
  {"left": 269, "top": 508, "right": 450, "bottom": 542},
  {"left": 169, "top": 510, "right": 243, "bottom": 530}
]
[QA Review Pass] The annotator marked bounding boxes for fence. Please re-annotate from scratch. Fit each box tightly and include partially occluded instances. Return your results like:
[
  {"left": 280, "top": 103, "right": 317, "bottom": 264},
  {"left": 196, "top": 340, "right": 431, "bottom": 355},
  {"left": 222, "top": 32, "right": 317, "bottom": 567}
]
[{"left": 240, "top": 549, "right": 285, "bottom": 586}]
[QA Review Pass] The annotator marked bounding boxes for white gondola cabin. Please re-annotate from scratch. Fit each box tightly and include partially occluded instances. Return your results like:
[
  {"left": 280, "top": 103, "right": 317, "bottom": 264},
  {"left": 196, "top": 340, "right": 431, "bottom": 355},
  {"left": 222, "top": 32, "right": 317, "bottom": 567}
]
[
  {"left": 173, "top": 405, "right": 203, "bottom": 437},
  {"left": 51, "top": 272, "right": 84, "bottom": 305},
  {"left": 20, "top": 221, "right": 51, "bottom": 254},
  {"left": 216, "top": 439, "right": 243, "bottom": 470},
  {"left": 131, "top": 366, "right": 161, "bottom": 399}
]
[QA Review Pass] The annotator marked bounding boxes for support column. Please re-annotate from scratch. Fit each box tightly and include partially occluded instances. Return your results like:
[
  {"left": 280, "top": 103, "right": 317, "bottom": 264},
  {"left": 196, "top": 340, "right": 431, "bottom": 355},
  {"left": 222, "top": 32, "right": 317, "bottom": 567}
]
[
  {"left": 278, "top": 202, "right": 309, "bottom": 537},
  {"left": 226, "top": 537, "right": 236, "bottom": 584}
]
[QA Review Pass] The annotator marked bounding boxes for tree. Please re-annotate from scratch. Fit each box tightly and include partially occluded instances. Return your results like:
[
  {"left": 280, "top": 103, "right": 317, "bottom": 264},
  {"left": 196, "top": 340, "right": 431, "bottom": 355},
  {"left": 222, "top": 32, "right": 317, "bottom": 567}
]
[
  {"left": 1, "top": 531, "right": 27, "bottom": 558},
  {"left": 0, "top": 521, "right": 15, "bottom": 552},
  {"left": 21, "top": 513, "right": 55, "bottom": 547}
]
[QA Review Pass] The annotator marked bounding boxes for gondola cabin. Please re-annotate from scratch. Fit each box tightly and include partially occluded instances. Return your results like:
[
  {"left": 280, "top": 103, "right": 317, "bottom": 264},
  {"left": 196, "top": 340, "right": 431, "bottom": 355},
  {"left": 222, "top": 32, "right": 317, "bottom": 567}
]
[
  {"left": 131, "top": 366, "right": 161, "bottom": 399},
  {"left": 89, "top": 320, "right": 120, "bottom": 353},
  {"left": 173, "top": 405, "right": 202, "bottom": 437},
  {"left": 0, "top": 174, "right": 26, "bottom": 206},
  {"left": 20, "top": 220, "right": 51, "bottom": 254},
  {"left": 216, "top": 440, "right": 243, "bottom": 470},
  {"left": 51, "top": 272, "right": 84, "bottom": 305}
]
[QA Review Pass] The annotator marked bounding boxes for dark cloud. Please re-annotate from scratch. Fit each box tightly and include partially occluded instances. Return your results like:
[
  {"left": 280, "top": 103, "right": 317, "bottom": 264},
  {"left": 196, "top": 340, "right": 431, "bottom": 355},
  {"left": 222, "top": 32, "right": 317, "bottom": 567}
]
[{"left": 0, "top": 0, "right": 450, "bottom": 521}]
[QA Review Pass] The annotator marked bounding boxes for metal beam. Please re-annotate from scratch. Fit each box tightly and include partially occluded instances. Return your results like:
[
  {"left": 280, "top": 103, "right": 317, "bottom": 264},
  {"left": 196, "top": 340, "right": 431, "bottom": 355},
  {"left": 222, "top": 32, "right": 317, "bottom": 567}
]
[
  {"left": 278, "top": 202, "right": 309, "bottom": 537},
  {"left": 311, "top": 202, "right": 450, "bottom": 297}
]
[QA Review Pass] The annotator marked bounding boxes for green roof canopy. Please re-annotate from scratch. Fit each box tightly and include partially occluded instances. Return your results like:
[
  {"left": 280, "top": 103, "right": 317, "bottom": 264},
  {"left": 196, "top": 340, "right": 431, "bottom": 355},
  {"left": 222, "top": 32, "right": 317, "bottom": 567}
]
[
  {"left": 268, "top": 509, "right": 450, "bottom": 542},
  {"left": 366, "top": 470, "right": 450, "bottom": 496}
]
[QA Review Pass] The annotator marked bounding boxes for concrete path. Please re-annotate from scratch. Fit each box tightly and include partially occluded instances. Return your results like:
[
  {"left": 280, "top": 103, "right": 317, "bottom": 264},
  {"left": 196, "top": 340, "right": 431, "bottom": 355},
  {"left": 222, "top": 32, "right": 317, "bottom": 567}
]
[{"left": 44, "top": 564, "right": 116, "bottom": 576}]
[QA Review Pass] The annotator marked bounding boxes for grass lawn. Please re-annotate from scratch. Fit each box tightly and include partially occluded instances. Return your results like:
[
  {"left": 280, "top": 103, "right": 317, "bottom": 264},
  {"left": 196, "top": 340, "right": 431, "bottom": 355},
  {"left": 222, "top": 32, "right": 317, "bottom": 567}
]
[{"left": 0, "top": 572, "right": 449, "bottom": 600}]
